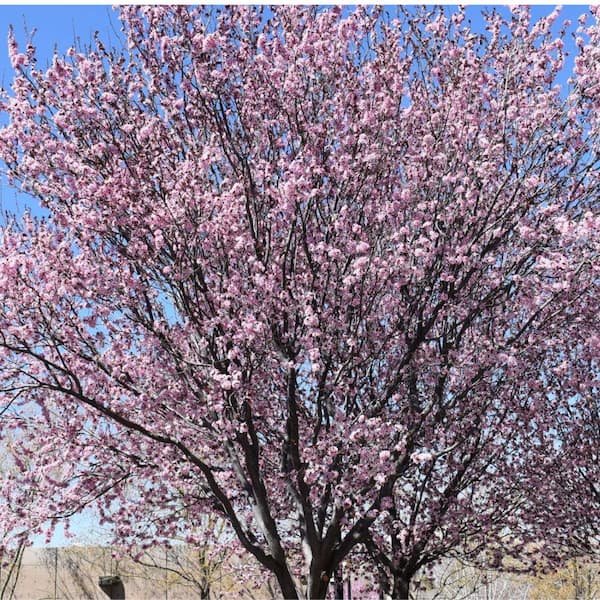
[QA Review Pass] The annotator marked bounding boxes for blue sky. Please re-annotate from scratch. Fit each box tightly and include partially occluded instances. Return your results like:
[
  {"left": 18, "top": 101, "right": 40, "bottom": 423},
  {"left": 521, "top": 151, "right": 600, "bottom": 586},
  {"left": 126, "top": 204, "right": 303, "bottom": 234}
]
[
  {"left": 0, "top": 5, "right": 589, "bottom": 79},
  {"left": 0, "top": 5, "right": 589, "bottom": 75},
  {"left": 0, "top": 4, "right": 590, "bottom": 219},
  {"left": 0, "top": 3, "right": 592, "bottom": 547},
  {"left": 0, "top": 6, "right": 123, "bottom": 221},
  {"left": 1, "top": 5, "right": 120, "bottom": 74}
]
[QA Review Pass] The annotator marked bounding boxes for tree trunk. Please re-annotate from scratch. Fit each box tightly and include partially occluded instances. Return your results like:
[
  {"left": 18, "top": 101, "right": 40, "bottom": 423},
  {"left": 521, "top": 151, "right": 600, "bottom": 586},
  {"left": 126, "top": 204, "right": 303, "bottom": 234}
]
[
  {"left": 391, "top": 574, "right": 411, "bottom": 600},
  {"left": 273, "top": 565, "right": 300, "bottom": 600},
  {"left": 306, "top": 563, "right": 331, "bottom": 600},
  {"left": 200, "top": 582, "right": 210, "bottom": 600}
]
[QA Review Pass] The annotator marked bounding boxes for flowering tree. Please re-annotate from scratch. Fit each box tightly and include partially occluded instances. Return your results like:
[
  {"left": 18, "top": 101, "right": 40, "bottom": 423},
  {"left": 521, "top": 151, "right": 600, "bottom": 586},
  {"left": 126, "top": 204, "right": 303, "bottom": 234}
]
[
  {"left": 0, "top": 6, "right": 598, "bottom": 599},
  {"left": 344, "top": 7, "right": 600, "bottom": 597},
  {"left": 528, "top": 350, "right": 600, "bottom": 562}
]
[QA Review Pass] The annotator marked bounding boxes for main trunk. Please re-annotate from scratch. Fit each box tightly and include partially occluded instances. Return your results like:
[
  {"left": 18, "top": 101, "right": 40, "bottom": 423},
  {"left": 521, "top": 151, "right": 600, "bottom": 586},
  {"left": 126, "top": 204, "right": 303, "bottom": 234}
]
[
  {"left": 306, "top": 576, "right": 330, "bottom": 600},
  {"left": 306, "top": 560, "right": 332, "bottom": 600},
  {"left": 391, "top": 574, "right": 411, "bottom": 600}
]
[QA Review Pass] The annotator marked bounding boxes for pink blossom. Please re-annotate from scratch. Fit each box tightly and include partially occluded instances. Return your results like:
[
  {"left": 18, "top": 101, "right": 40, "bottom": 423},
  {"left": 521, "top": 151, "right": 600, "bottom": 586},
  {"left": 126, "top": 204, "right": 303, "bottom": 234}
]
[{"left": 411, "top": 452, "right": 434, "bottom": 464}]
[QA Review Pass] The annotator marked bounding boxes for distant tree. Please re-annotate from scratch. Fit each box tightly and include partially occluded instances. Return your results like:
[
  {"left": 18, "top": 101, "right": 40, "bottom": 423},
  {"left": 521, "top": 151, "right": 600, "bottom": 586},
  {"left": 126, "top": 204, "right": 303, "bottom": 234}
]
[
  {"left": 0, "top": 436, "right": 34, "bottom": 600},
  {"left": 0, "top": 6, "right": 598, "bottom": 599},
  {"left": 413, "top": 558, "right": 532, "bottom": 600},
  {"left": 529, "top": 559, "right": 600, "bottom": 600},
  {"left": 522, "top": 352, "right": 600, "bottom": 568},
  {"left": 0, "top": 541, "right": 24, "bottom": 600},
  {"left": 125, "top": 517, "right": 244, "bottom": 599}
]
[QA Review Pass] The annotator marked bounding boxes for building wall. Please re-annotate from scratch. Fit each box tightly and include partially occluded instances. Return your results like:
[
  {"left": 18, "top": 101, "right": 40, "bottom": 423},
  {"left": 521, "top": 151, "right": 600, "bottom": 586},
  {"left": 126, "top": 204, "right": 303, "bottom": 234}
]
[{"left": 4, "top": 545, "right": 273, "bottom": 600}]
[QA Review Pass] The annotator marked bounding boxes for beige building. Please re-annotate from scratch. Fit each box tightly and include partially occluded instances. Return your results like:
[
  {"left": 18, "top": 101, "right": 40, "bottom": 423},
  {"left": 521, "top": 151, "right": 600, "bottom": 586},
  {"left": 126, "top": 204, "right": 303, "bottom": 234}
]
[{"left": 1, "top": 545, "right": 275, "bottom": 600}]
